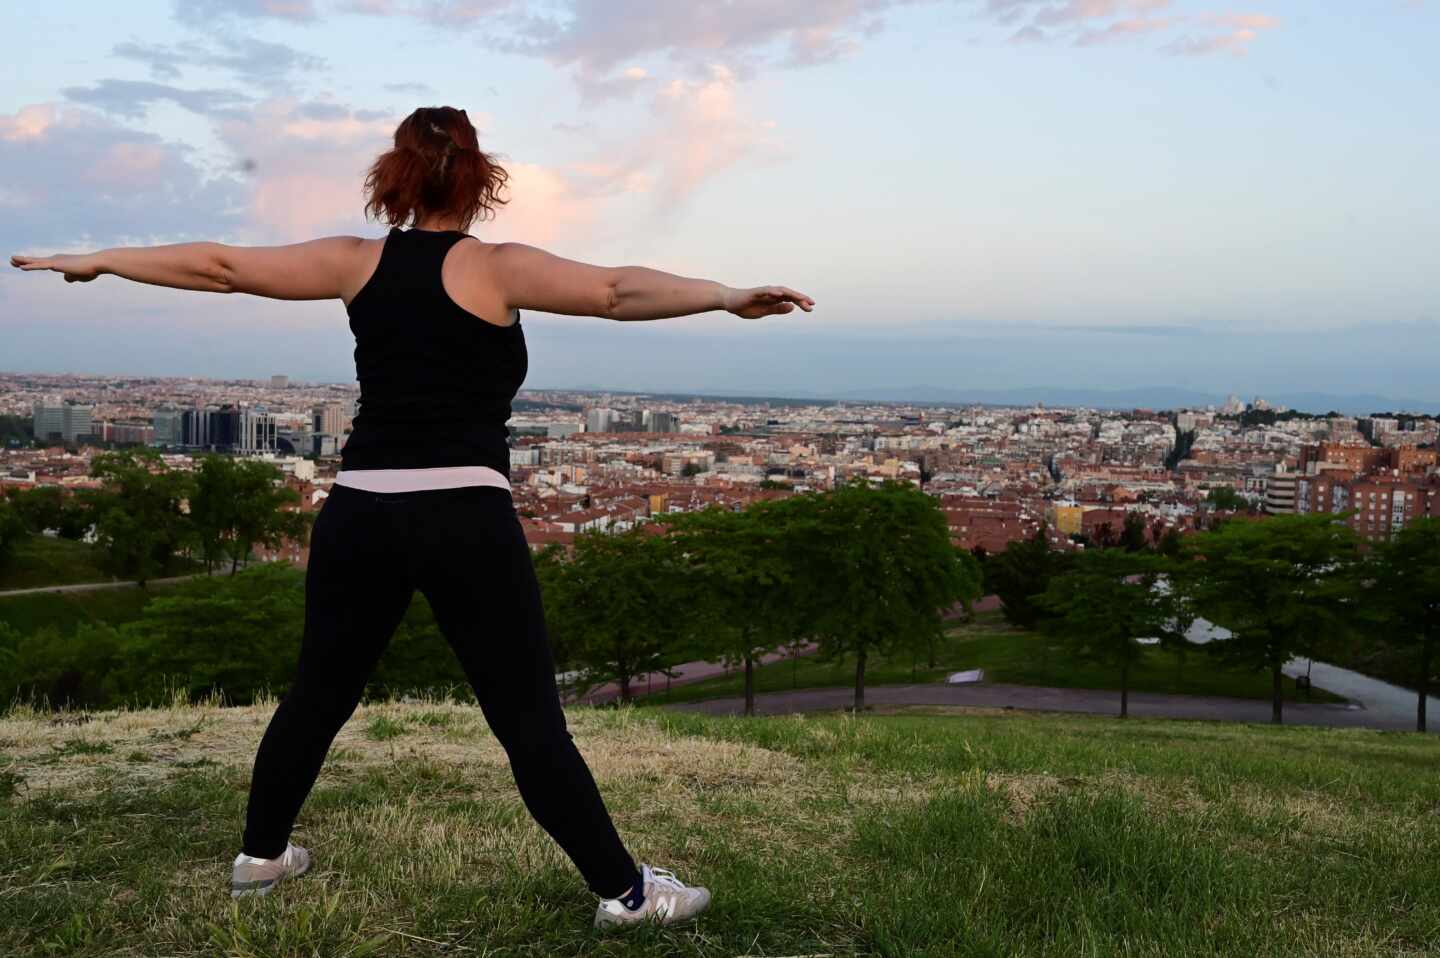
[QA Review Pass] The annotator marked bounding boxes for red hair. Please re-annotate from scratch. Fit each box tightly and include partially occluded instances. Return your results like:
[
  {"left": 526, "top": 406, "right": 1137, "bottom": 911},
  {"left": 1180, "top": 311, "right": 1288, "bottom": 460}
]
[{"left": 363, "top": 106, "right": 509, "bottom": 232}]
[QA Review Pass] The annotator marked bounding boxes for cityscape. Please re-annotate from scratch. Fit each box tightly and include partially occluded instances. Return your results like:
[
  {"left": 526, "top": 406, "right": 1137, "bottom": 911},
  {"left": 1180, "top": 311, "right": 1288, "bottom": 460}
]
[
  {"left": 4, "top": 0, "right": 1439, "bottom": 953},
  {"left": 5, "top": 369, "right": 1437, "bottom": 569}
]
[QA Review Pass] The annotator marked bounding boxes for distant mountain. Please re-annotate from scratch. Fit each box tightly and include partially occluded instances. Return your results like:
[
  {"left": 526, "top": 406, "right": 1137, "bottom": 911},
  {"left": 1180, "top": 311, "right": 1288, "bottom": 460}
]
[
  {"left": 528, "top": 382, "right": 1440, "bottom": 416},
  {"left": 830, "top": 385, "right": 1440, "bottom": 416}
]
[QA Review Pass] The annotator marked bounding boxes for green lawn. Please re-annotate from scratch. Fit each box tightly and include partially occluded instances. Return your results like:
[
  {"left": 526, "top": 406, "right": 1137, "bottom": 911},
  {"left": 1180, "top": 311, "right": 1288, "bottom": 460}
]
[
  {"left": 1, "top": 700, "right": 1435, "bottom": 956},
  {"left": 0, "top": 587, "right": 163, "bottom": 636},
  {"left": 0, "top": 535, "right": 203, "bottom": 591},
  {"left": 0, "top": 537, "right": 114, "bottom": 591},
  {"left": 644, "top": 612, "right": 1345, "bottom": 706}
]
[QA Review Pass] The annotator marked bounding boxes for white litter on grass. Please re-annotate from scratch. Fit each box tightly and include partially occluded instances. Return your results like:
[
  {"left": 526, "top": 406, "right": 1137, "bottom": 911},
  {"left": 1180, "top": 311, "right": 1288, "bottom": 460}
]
[{"left": 947, "top": 669, "right": 984, "bottom": 684}]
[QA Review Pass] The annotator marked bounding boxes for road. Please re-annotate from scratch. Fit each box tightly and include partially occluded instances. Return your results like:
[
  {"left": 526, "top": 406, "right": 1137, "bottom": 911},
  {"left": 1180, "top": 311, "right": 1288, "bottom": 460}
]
[{"left": 671, "top": 681, "right": 1436, "bottom": 732}]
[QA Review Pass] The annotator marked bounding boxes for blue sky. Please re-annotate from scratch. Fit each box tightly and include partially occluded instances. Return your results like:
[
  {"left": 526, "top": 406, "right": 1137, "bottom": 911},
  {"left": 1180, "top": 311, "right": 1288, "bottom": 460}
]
[{"left": 2, "top": 1, "right": 1437, "bottom": 405}]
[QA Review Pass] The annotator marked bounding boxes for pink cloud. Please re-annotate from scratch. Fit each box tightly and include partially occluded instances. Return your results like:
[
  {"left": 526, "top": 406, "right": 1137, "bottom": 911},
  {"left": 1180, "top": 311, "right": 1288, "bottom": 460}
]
[
  {"left": 1165, "top": 11, "right": 1281, "bottom": 56},
  {"left": 1075, "top": 15, "right": 1177, "bottom": 45},
  {"left": 0, "top": 105, "right": 59, "bottom": 142}
]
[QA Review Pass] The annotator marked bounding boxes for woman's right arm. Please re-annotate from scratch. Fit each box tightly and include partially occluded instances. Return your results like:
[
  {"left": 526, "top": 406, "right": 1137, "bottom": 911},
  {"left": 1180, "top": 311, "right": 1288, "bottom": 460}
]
[{"left": 488, "top": 242, "right": 814, "bottom": 321}]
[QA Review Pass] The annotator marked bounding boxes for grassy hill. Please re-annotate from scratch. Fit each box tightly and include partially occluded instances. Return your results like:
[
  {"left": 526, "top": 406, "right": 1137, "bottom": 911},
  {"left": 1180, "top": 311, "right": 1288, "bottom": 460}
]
[
  {"left": 2, "top": 700, "right": 1436, "bottom": 956},
  {"left": 0, "top": 534, "right": 204, "bottom": 592},
  {"left": 0, "top": 536, "right": 115, "bottom": 591},
  {"left": 0, "top": 584, "right": 184, "bottom": 636}
]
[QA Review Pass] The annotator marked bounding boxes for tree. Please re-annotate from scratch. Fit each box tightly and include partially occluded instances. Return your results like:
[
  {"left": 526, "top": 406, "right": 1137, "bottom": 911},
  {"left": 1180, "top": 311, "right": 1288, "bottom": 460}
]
[
  {"left": 796, "top": 479, "right": 972, "bottom": 712},
  {"left": 82, "top": 449, "right": 194, "bottom": 586},
  {"left": 1120, "top": 512, "right": 1150, "bottom": 552},
  {"left": 227, "top": 459, "right": 309, "bottom": 573},
  {"left": 1175, "top": 514, "right": 1361, "bottom": 724},
  {"left": 660, "top": 502, "right": 804, "bottom": 716},
  {"left": 1036, "top": 551, "right": 1186, "bottom": 718},
  {"left": 0, "top": 498, "right": 30, "bottom": 578},
  {"left": 984, "top": 527, "right": 1072, "bottom": 630},
  {"left": 1365, "top": 518, "right": 1440, "bottom": 731},
  {"left": 1205, "top": 486, "right": 1247, "bottom": 512},
  {"left": 189, "top": 456, "right": 310, "bottom": 574},
  {"left": 544, "top": 527, "right": 689, "bottom": 704},
  {"left": 947, "top": 547, "right": 986, "bottom": 631},
  {"left": 119, "top": 563, "right": 308, "bottom": 704},
  {"left": 9, "top": 486, "right": 90, "bottom": 539}
]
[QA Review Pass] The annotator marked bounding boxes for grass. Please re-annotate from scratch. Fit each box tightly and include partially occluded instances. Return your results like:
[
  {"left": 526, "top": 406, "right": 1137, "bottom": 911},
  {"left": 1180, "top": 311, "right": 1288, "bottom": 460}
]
[
  {"left": 0, "top": 577, "right": 198, "bottom": 635},
  {"left": 645, "top": 611, "right": 1345, "bottom": 707},
  {"left": 2, "top": 698, "right": 1437, "bottom": 956},
  {"left": 0, "top": 534, "right": 205, "bottom": 592},
  {"left": 0, "top": 536, "right": 114, "bottom": 591}
]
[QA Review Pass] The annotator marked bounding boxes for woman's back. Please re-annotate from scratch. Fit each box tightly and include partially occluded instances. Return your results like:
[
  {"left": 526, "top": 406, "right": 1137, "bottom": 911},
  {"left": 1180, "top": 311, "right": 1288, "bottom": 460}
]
[{"left": 339, "top": 226, "right": 527, "bottom": 477}]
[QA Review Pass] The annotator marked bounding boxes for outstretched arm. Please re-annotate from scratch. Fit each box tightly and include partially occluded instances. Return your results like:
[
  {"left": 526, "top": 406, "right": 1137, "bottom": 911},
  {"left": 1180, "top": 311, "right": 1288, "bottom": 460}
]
[
  {"left": 10, "top": 237, "right": 366, "bottom": 301},
  {"left": 489, "top": 242, "right": 815, "bottom": 321}
]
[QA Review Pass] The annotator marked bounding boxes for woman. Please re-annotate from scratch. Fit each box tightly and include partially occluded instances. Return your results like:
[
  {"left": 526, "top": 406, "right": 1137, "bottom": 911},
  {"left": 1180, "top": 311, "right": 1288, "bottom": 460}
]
[{"left": 10, "top": 105, "right": 814, "bottom": 928}]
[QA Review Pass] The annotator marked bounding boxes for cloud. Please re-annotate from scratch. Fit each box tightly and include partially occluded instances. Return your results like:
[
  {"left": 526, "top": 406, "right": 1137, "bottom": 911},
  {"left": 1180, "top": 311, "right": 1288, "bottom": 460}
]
[
  {"left": 110, "top": 35, "right": 323, "bottom": 89},
  {"left": 173, "top": 0, "right": 317, "bottom": 24},
  {"left": 62, "top": 79, "right": 253, "bottom": 121},
  {"left": 112, "top": 41, "right": 189, "bottom": 80},
  {"left": 210, "top": 99, "right": 399, "bottom": 240},
  {"left": 345, "top": 0, "right": 930, "bottom": 99},
  {"left": 1165, "top": 12, "right": 1281, "bottom": 56},
  {"left": 1, "top": 104, "right": 246, "bottom": 251},
  {"left": 1074, "top": 15, "right": 1177, "bottom": 45},
  {"left": 981, "top": 1, "right": 1281, "bottom": 56}
]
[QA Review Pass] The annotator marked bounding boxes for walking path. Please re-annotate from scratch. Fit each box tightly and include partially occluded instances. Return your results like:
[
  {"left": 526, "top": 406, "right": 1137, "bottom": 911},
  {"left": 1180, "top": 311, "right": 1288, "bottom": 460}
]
[
  {"left": 564, "top": 645, "right": 816, "bottom": 706},
  {"left": 0, "top": 572, "right": 214, "bottom": 597},
  {"left": 671, "top": 682, "right": 1436, "bottom": 732}
]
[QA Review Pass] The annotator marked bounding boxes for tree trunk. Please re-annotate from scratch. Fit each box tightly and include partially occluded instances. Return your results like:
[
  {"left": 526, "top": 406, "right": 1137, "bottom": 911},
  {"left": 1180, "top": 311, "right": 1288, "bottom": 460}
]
[
  {"left": 927, "top": 632, "right": 937, "bottom": 669},
  {"left": 854, "top": 649, "right": 867, "bottom": 712},
  {"left": 1419, "top": 637, "right": 1433, "bottom": 734},
  {"left": 744, "top": 652, "right": 755, "bottom": 717},
  {"left": 1120, "top": 661, "right": 1130, "bottom": 719},
  {"left": 1271, "top": 663, "right": 1283, "bottom": 725},
  {"left": 791, "top": 646, "right": 799, "bottom": 689},
  {"left": 230, "top": 551, "right": 240, "bottom": 575},
  {"left": 619, "top": 674, "right": 632, "bottom": 704}
]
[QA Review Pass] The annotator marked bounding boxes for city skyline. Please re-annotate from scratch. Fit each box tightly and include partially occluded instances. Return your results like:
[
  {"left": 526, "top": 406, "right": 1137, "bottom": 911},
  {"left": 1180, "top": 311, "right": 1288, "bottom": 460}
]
[{"left": 3, "top": 2, "right": 1437, "bottom": 400}]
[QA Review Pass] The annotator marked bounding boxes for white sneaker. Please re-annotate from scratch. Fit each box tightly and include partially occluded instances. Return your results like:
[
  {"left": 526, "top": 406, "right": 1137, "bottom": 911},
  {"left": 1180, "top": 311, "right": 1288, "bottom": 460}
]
[
  {"left": 594, "top": 864, "right": 711, "bottom": 928},
  {"left": 230, "top": 843, "right": 311, "bottom": 898}
]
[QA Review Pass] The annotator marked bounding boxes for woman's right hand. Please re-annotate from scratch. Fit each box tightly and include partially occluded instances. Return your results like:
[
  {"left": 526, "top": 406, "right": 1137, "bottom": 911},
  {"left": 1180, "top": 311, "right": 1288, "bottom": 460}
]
[
  {"left": 10, "top": 253, "right": 104, "bottom": 283},
  {"left": 723, "top": 285, "right": 815, "bottom": 319}
]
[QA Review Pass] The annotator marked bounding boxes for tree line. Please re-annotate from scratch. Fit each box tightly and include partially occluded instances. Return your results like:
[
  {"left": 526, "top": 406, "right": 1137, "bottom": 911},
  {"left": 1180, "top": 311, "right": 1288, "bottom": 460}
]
[
  {"left": 0, "top": 448, "right": 308, "bottom": 584},
  {"left": 987, "top": 514, "right": 1440, "bottom": 730},
  {"left": 539, "top": 478, "right": 983, "bottom": 714},
  {"left": 3, "top": 477, "right": 984, "bottom": 716}
]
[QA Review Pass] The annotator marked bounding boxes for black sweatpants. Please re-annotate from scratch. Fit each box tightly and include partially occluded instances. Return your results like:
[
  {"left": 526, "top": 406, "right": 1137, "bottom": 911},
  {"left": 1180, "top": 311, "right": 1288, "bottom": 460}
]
[{"left": 241, "top": 482, "right": 638, "bottom": 898}]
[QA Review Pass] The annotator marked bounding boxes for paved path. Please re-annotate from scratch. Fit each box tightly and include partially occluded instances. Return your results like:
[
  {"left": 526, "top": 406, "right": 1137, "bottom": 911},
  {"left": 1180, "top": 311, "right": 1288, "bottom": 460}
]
[
  {"left": 0, "top": 572, "right": 215, "bottom": 598},
  {"left": 671, "top": 682, "right": 1438, "bottom": 732},
  {"left": 1283, "top": 657, "right": 1439, "bottom": 729},
  {"left": 565, "top": 645, "right": 817, "bottom": 706}
]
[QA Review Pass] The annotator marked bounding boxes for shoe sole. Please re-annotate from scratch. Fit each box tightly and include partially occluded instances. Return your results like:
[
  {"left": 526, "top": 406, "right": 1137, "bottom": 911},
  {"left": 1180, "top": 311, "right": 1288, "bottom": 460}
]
[
  {"left": 594, "top": 894, "right": 711, "bottom": 929},
  {"left": 230, "top": 857, "right": 311, "bottom": 899}
]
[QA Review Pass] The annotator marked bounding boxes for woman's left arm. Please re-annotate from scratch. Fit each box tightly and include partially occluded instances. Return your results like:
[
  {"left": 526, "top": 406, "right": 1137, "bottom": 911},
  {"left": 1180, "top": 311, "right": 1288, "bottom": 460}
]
[{"left": 10, "top": 236, "right": 366, "bottom": 301}]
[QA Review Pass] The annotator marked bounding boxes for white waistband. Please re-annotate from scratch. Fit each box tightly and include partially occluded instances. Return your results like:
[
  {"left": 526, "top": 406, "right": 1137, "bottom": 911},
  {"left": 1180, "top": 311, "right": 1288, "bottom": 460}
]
[{"left": 333, "top": 466, "right": 511, "bottom": 493}]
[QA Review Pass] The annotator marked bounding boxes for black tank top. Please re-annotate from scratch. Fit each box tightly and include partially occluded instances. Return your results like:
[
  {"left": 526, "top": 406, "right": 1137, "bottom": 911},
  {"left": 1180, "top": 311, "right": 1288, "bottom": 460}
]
[{"left": 339, "top": 227, "right": 527, "bottom": 477}]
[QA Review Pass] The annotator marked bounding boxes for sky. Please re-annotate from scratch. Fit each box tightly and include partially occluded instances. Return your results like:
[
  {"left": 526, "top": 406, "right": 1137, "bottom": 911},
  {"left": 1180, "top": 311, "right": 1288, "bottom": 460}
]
[{"left": 2, "top": 1, "right": 1437, "bottom": 407}]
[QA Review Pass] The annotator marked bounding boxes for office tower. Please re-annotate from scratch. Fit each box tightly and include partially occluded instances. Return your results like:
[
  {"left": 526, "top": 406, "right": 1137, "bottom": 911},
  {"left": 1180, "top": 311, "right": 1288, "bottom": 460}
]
[
  {"left": 31, "top": 401, "right": 95, "bottom": 442},
  {"left": 151, "top": 407, "right": 184, "bottom": 447},
  {"left": 238, "top": 405, "right": 278, "bottom": 455},
  {"left": 647, "top": 411, "right": 678, "bottom": 433},
  {"left": 313, "top": 401, "right": 345, "bottom": 436},
  {"left": 585, "top": 407, "right": 615, "bottom": 433}
]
